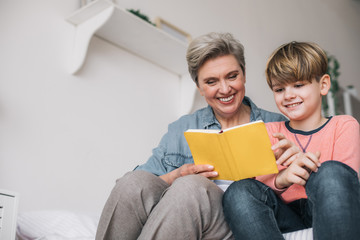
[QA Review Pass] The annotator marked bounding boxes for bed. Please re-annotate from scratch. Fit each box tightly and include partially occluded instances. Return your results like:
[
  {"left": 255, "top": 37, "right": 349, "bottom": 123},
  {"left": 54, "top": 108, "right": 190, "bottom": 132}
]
[{"left": 15, "top": 210, "right": 313, "bottom": 240}]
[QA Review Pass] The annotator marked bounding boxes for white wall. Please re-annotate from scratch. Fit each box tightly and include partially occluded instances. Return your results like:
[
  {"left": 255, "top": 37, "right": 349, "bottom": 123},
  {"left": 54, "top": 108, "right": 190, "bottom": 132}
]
[
  {"left": 118, "top": 0, "right": 360, "bottom": 113},
  {"left": 0, "top": 0, "right": 359, "bottom": 216},
  {"left": 0, "top": 0, "right": 181, "bottom": 214}
]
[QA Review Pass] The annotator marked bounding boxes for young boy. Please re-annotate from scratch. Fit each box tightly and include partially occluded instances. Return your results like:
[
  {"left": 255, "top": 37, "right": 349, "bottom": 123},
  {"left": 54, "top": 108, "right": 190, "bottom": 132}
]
[{"left": 223, "top": 41, "right": 360, "bottom": 240}]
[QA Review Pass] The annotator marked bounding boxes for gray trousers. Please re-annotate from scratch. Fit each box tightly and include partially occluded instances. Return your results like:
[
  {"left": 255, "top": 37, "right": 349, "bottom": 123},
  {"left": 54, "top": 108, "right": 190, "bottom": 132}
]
[{"left": 95, "top": 170, "right": 233, "bottom": 240}]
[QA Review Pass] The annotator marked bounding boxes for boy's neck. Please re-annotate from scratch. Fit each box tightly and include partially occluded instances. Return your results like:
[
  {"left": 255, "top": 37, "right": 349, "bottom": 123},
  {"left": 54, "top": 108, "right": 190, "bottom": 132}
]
[{"left": 289, "top": 115, "right": 328, "bottom": 132}]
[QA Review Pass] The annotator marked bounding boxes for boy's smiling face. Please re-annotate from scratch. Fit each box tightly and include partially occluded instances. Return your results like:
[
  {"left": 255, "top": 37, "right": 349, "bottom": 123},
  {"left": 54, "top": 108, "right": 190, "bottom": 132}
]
[{"left": 271, "top": 75, "right": 330, "bottom": 129}]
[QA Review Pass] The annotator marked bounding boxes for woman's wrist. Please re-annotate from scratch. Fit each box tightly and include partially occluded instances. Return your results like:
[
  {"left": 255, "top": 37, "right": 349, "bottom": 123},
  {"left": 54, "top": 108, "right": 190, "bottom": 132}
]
[{"left": 160, "top": 168, "right": 181, "bottom": 185}]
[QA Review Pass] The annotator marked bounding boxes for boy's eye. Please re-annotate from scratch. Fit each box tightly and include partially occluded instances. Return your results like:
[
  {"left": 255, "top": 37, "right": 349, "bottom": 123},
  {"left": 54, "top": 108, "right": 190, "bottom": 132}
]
[
  {"left": 294, "top": 84, "right": 304, "bottom": 88},
  {"left": 273, "top": 88, "right": 284, "bottom": 93}
]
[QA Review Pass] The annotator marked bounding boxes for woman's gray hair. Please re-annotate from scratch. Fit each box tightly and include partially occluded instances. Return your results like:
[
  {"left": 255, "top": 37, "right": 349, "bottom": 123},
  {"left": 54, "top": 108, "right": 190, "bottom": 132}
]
[{"left": 186, "top": 32, "right": 245, "bottom": 86}]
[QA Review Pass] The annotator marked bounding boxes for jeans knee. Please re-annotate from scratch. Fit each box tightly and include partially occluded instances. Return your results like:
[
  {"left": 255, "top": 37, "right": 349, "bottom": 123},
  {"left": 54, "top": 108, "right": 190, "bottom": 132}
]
[
  {"left": 308, "top": 161, "right": 357, "bottom": 187},
  {"left": 223, "top": 179, "right": 265, "bottom": 207},
  {"left": 307, "top": 161, "right": 359, "bottom": 198}
]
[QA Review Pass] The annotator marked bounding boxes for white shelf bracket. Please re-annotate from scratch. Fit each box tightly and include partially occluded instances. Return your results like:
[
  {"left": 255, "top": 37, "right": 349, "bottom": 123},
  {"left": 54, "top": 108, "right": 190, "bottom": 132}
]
[
  {"left": 67, "top": 1, "right": 115, "bottom": 74},
  {"left": 66, "top": 0, "right": 197, "bottom": 116}
]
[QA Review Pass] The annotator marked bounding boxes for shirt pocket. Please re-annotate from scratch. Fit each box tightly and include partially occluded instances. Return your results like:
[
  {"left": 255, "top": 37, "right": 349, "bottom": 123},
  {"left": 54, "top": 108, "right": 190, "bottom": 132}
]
[{"left": 163, "top": 153, "right": 193, "bottom": 172}]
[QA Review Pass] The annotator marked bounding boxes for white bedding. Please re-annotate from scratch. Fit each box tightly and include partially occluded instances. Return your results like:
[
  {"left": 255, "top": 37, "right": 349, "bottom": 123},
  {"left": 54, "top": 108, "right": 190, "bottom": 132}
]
[
  {"left": 16, "top": 210, "right": 313, "bottom": 240},
  {"left": 16, "top": 211, "right": 99, "bottom": 240}
]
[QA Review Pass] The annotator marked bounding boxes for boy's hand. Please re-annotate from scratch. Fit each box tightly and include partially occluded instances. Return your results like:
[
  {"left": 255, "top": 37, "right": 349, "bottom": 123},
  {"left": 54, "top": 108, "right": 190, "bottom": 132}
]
[
  {"left": 271, "top": 133, "right": 302, "bottom": 166},
  {"left": 275, "top": 151, "right": 321, "bottom": 189}
]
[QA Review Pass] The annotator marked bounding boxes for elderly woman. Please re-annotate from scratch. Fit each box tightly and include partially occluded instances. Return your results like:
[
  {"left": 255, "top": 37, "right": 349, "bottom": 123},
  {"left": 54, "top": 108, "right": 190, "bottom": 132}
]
[{"left": 95, "top": 32, "right": 286, "bottom": 240}]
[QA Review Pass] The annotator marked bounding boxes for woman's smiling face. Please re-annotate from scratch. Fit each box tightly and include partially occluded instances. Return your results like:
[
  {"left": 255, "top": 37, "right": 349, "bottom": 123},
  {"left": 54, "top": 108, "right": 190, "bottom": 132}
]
[{"left": 197, "top": 55, "right": 246, "bottom": 120}]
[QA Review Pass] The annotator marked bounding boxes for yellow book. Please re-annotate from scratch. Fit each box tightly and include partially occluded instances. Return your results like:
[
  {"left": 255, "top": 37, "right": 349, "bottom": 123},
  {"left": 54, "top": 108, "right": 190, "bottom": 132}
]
[{"left": 184, "top": 120, "right": 278, "bottom": 181}]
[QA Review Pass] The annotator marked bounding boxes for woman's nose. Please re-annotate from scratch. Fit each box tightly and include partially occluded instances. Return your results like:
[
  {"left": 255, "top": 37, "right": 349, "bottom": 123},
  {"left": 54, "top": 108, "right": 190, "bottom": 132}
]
[{"left": 219, "top": 80, "right": 231, "bottom": 94}]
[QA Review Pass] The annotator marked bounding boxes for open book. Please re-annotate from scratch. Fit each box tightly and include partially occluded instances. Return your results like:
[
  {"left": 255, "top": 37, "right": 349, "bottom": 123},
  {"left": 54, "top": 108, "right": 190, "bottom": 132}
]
[{"left": 184, "top": 120, "right": 278, "bottom": 181}]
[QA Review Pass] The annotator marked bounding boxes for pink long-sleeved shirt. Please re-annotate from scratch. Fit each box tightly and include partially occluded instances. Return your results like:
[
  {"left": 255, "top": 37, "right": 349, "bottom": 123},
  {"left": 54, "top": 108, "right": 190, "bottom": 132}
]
[{"left": 257, "top": 115, "right": 360, "bottom": 203}]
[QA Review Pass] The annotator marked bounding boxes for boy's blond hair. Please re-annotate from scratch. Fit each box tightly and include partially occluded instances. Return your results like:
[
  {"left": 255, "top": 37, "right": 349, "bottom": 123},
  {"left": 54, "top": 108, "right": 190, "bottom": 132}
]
[{"left": 265, "top": 41, "right": 328, "bottom": 89}]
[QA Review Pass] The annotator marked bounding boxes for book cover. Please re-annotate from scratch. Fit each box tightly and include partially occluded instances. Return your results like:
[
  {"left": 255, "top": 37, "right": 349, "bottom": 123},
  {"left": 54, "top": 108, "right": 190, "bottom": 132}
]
[{"left": 184, "top": 120, "right": 278, "bottom": 181}]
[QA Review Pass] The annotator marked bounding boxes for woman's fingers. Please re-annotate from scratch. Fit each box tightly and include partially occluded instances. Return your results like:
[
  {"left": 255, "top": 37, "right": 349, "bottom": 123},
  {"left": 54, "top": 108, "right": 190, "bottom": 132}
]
[
  {"left": 192, "top": 164, "right": 218, "bottom": 178},
  {"left": 179, "top": 164, "right": 218, "bottom": 178}
]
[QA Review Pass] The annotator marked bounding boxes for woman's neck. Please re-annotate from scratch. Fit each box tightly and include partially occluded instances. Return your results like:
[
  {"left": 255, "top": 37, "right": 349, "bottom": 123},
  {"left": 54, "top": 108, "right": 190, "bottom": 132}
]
[{"left": 217, "top": 104, "right": 251, "bottom": 130}]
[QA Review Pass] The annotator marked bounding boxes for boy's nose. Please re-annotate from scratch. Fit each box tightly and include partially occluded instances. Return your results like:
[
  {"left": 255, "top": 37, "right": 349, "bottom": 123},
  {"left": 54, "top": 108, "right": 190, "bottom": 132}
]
[{"left": 284, "top": 89, "right": 296, "bottom": 99}]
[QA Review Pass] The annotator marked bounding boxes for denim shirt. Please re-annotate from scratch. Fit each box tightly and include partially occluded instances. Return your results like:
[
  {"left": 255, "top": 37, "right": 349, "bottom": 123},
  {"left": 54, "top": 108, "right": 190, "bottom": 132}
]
[{"left": 135, "top": 96, "right": 286, "bottom": 176}]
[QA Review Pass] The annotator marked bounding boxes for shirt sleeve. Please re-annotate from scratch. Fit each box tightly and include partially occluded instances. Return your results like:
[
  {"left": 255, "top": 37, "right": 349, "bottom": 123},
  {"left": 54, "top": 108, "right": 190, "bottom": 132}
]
[
  {"left": 256, "top": 122, "right": 283, "bottom": 193},
  {"left": 332, "top": 116, "right": 360, "bottom": 174},
  {"left": 134, "top": 130, "right": 170, "bottom": 176}
]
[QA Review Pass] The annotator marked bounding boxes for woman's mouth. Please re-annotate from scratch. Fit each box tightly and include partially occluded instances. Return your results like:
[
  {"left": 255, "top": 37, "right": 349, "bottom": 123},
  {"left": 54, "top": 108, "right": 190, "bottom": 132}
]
[{"left": 219, "top": 95, "right": 234, "bottom": 102}]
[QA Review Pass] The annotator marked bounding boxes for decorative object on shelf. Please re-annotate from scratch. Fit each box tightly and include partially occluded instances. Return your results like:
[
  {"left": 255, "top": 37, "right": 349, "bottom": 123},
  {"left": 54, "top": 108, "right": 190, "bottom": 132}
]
[
  {"left": 127, "top": 9, "right": 155, "bottom": 26},
  {"left": 80, "top": 0, "right": 96, "bottom": 7},
  {"left": 322, "top": 53, "right": 340, "bottom": 116},
  {"left": 155, "top": 17, "right": 192, "bottom": 43}
]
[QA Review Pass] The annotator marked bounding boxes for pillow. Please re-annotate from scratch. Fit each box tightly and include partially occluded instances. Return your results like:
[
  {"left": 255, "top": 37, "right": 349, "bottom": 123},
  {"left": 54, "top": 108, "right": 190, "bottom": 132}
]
[
  {"left": 283, "top": 228, "right": 313, "bottom": 240},
  {"left": 16, "top": 210, "right": 99, "bottom": 240}
]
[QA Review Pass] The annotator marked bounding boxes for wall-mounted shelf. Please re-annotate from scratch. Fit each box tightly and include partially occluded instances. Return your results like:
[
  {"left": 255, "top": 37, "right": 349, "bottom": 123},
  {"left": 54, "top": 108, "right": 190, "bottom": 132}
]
[{"left": 66, "top": 0, "right": 196, "bottom": 115}]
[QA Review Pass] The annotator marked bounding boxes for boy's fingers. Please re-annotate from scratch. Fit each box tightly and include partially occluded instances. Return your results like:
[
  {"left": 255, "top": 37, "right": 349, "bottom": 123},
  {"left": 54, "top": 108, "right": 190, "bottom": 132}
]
[
  {"left": 281, "top": 153, "right": 299, "bottom": 166},
  {"left": 272, "top": 132, "right": 286, "bottom": 140},
  {"left": 304, "top": 152, "right": 321, "bottom": 167},
  {"left": 285, "top": 166, "right": 308, "bottom": 186},
  {"left": 271, "top": 139, "right": 290, "bottom": 151},
  {"left": 276, "top": 147, "right": 301, "bottom": 165}
]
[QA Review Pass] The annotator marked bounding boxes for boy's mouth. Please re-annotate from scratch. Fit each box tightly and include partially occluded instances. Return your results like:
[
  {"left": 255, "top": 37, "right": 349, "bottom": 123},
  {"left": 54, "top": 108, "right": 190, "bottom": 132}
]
[{"left": 285, "top": 102, "right": 302, "bottom": 108}]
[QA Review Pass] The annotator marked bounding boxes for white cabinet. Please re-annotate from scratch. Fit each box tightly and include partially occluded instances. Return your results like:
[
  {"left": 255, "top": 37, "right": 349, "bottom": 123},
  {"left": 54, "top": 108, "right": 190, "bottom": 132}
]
[
  {"left": 0, "top": 190, "right": 19, "bottom": 240},
  {"left": 66, "top": 0, "right": 197, "bottom": 115}
]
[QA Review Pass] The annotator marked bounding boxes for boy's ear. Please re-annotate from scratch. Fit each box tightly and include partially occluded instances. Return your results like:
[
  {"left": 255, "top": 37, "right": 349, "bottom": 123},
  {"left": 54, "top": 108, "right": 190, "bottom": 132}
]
[{"left": 320, "top": 74, "right": 331, "bottom": 96}]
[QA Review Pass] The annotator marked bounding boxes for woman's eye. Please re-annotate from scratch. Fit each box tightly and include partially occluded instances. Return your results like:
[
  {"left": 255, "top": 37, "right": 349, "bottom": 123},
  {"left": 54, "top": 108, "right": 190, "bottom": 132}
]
[
  {"left": 206, "top": 80, "right": 216, "bottom": 85},
  {"left": 228, "top": 74, "right": 238, "bottom": 79}
]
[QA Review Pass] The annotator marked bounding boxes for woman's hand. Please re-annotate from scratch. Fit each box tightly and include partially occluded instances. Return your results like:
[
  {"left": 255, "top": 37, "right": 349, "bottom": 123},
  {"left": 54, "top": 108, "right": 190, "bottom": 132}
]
[
  {"left": 271, "top": 132, "right": 302, "bottom": 166},
  {"left": 275, "top": 151, "right": 321, "bottom": 189},
  {"left": 160, "top": 164, "right": 218, "bottom": 185}
]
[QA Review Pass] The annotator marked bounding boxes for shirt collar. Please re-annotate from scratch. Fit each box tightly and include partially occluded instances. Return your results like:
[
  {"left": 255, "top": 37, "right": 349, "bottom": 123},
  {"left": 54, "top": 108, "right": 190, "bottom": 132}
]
[{"left": 245, "top": 96, "right": 263, "bottom": 122}]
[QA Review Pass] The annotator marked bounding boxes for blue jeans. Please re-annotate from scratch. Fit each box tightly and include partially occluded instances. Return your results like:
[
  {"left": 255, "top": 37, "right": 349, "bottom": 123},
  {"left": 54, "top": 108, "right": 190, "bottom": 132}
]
[{"left": 223, "top": 161, "right": 360, "bottom": 240}]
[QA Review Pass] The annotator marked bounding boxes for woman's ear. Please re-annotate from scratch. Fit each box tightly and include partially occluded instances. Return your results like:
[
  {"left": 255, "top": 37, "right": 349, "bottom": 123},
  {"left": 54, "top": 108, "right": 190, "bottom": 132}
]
[
  {"left": 320, "top": 74, "right": 331, "bottom": 96},
  {"left": 197, "top": 85, "right": 204, "bottom": 96}
]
